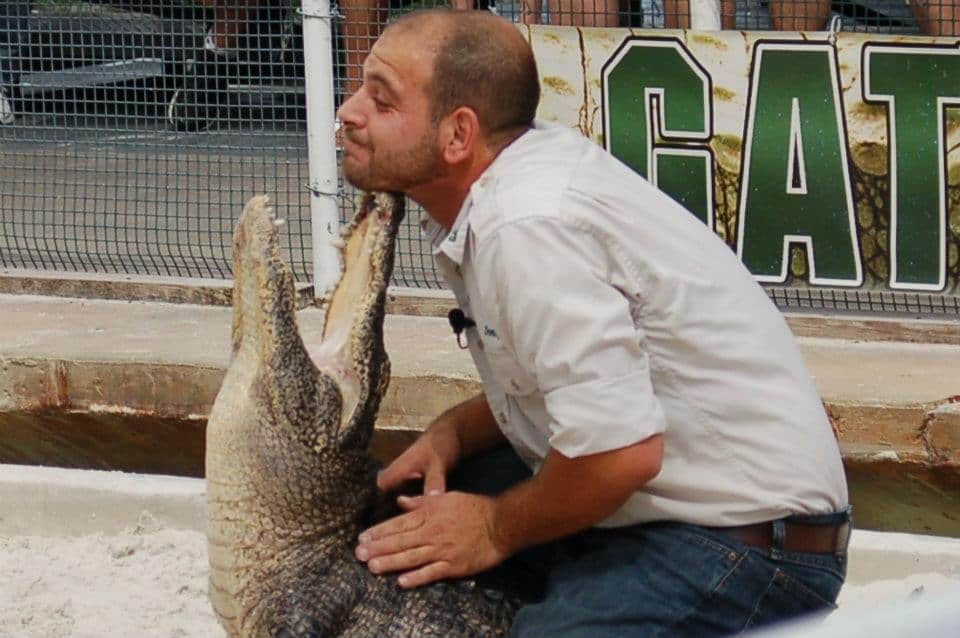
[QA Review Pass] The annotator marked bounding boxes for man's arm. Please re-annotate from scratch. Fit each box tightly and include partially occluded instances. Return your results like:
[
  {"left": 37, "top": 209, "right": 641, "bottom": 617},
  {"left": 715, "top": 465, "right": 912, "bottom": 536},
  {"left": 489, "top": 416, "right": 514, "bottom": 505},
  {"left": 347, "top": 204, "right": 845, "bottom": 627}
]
[
  {"left": 491, "top": 433, "right": 662, "bottom": 553},
  {"left": 377, "top": 393, "right": 507, "bottom": 496},
  {"left": 355, "top": 433, "right": 663, "bottom": 588}
]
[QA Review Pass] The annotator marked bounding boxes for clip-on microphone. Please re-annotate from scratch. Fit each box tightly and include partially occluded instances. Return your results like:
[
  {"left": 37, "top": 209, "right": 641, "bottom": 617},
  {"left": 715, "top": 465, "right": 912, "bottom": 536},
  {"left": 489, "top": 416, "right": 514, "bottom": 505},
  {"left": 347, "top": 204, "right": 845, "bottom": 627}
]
[{"left": 447, "top": 308, "right": 476, "bottom": 350}]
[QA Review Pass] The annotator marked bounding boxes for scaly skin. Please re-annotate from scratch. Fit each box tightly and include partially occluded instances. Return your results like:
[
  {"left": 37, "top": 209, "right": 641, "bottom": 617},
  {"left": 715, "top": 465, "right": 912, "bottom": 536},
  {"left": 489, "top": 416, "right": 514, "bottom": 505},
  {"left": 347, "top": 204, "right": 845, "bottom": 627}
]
[{"left": 206, "top": 193, "right": 516, "bottom": 638}]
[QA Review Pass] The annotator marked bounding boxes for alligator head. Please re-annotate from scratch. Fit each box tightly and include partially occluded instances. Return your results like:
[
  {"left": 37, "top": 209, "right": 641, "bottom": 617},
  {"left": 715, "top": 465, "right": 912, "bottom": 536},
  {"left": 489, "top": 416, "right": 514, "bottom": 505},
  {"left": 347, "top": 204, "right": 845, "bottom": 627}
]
[
  {"left": 206, "top": 192, "right": 405, "bottom": 637},
  {"left": 207, "top": 193, "right": 515, "bottom": 638}
]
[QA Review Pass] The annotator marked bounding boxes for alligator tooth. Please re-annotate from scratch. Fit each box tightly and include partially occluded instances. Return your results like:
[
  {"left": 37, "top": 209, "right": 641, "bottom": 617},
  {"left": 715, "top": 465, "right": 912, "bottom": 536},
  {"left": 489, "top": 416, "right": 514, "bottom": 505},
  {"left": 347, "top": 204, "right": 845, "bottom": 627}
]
[
  {"left": 330, "top": 237, "right": 346, "bottom": 249},
  {"left": 272, "top": 218, "right": 286, "bottom": 227}
]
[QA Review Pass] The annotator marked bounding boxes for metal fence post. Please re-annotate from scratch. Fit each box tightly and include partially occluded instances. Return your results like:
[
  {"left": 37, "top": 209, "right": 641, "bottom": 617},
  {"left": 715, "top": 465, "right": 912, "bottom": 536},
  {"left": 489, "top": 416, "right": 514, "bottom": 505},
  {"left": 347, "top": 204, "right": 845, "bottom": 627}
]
[{"left": 301, "top": 0, "right": 342, "bottom": 298}]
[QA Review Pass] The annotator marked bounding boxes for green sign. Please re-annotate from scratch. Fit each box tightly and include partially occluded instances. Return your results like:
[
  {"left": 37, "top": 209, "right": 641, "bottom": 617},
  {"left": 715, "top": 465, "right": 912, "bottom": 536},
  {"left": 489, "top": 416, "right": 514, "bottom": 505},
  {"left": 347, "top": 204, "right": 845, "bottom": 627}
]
[{"left": 601, "top": 36, "right": 960, "bottom": 294}]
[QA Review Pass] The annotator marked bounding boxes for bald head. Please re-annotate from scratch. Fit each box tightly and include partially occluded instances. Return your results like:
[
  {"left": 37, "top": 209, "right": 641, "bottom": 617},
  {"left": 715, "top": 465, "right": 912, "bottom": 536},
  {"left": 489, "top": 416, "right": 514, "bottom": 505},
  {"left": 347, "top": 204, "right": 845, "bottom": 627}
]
[{"left": 384, "top": 9, "right": 540, "bottom": 148}]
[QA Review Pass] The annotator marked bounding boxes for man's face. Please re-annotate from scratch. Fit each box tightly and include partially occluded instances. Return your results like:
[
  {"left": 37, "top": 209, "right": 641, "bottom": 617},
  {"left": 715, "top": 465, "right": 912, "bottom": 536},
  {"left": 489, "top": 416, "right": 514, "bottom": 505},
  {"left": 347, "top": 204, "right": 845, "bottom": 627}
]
[{"left": 336, "top": 30, "right": 443, "bottom": 193}]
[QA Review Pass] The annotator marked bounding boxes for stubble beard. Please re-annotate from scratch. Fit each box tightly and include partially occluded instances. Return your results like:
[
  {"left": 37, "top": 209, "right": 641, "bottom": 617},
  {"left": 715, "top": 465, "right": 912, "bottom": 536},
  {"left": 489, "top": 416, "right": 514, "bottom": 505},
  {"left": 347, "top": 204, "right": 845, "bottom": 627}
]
[{"left": 344, "top": 130, "right": 443, "bottom": 194}]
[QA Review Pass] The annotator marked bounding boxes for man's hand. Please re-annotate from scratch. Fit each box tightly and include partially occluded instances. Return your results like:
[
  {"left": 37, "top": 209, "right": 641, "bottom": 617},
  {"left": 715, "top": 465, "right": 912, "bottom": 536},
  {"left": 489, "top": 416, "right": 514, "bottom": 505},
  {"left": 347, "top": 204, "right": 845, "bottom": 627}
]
[
  {"left": 358, "top": 435, "right": 663, "bottom": 589},
  {"left": 377, "top": 426, "right": 460, "bottom": 496},
  {"left": 377, "top": 393, "right": 506, "bottom": 497},
  {"left": 355, "top": 491, "right": 508, "bottom": 589},
  {"left": 360, "top": 394, "right": 509, "bottom": 588}
]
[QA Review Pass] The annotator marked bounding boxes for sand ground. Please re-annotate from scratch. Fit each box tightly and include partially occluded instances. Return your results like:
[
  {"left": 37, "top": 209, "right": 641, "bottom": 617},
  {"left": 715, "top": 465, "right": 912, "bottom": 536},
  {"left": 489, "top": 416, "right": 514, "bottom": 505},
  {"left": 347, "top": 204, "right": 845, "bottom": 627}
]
[
  {"left": 3, "top": 513, "right": 960, "bottom": 638},
  {"left": 0, "top": 513, "right": 221, "bottom": 638}
]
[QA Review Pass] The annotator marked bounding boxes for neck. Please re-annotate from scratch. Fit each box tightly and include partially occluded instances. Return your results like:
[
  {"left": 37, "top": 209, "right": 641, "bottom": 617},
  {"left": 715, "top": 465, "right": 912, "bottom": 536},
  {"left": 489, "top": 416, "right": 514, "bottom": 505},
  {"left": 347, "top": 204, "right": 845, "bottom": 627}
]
[
  {"left": 411, "top": 127, "right": 526, "bottom": 230},
  {"left": 407, "top": 175, "right": 470, "bottom": 229}
]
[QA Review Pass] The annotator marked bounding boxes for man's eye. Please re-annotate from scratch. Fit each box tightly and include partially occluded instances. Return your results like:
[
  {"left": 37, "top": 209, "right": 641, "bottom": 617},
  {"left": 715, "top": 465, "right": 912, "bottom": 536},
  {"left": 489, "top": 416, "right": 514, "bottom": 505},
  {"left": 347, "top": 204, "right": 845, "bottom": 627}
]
[{"left": 373, "top": 98, "right": 391, "bottom": 111}]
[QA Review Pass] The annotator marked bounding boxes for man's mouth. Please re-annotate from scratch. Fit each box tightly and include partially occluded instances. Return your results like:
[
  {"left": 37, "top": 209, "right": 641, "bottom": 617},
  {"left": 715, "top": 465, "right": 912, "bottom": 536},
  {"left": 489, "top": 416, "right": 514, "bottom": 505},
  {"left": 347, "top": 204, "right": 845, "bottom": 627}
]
[{"left": 343, "top": 132, "right": 367, "bottom": 154}]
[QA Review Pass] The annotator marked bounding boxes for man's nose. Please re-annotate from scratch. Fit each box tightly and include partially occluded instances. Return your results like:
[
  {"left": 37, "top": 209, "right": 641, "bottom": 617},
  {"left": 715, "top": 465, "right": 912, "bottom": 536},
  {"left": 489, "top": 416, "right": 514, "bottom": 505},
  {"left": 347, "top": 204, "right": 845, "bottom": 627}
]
[{"left": 337, "top": 92, "right": 362, "bottom": 128}]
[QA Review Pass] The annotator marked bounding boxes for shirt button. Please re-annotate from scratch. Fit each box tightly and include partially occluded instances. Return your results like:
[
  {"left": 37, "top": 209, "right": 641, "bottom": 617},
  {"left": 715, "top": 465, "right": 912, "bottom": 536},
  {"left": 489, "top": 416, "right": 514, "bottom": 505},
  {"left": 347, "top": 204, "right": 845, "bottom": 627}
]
[{"left": 497, "top": 411, "right": 507, "bottom": 424}]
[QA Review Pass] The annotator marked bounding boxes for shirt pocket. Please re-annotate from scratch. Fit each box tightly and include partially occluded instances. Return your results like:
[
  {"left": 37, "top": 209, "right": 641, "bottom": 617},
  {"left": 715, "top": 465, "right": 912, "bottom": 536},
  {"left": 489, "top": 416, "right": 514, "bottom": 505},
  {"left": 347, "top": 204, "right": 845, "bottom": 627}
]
[{"left": 482, "top": 338, "right": 538, "bottom": 397}]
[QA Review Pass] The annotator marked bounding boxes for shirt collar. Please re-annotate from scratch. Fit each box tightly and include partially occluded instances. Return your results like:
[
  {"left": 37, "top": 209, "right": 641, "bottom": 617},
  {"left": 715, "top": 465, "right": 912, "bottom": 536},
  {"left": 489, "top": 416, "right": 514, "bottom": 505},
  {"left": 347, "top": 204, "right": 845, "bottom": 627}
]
[
  {"left": 421, "top": 188, "right": 471, "bottom": 265},
  {"left": 421, "top": 167, "right": 491, "bottom": 266},
  {"left": 420, "top": 124, "right": 545, "bottom": 265}
]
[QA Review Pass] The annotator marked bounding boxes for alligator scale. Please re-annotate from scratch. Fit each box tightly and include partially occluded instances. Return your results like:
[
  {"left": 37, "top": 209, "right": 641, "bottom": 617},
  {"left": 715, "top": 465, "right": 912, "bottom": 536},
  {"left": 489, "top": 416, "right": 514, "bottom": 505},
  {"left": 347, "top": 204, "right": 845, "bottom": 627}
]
[{"left": 205, "top": 194, "right": 516, "bottom": 638}]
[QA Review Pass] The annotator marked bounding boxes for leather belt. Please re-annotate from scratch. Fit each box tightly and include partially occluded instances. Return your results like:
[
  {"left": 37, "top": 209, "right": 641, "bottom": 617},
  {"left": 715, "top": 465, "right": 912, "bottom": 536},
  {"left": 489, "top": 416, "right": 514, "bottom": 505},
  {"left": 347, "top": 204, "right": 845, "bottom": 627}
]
[{"left": 713, "top": 520, "right": 850, "bottom": 554}]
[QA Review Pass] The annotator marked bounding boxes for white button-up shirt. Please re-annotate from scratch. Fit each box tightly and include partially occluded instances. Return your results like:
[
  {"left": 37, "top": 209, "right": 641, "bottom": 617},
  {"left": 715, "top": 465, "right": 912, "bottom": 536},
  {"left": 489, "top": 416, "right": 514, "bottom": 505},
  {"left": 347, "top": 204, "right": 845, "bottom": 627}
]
[{"left": 424, "top": 121, "right": 848, "bottom": 528}]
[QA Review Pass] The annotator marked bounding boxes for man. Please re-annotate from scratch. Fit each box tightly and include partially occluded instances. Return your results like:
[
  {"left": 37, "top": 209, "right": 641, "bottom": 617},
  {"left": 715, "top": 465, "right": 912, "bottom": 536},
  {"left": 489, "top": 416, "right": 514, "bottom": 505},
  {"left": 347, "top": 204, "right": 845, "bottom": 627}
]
[{"left": 337, "top": 9, "right": 850, "bottom": 636}]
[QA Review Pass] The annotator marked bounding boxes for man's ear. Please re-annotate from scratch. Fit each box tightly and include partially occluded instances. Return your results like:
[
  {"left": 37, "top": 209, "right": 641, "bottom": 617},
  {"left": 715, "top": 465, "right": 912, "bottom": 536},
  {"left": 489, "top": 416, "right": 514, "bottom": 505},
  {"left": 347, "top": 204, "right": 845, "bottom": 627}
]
[{"left": 440, "top": 106, "right": 480, "bottom": 165}]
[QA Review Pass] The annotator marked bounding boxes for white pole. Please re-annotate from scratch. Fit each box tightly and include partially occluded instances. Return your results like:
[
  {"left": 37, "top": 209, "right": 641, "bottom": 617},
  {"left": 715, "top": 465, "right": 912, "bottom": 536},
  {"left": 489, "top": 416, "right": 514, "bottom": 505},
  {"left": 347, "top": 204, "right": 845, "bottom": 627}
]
[
  {"left": 301, "top": 0, "right": 342, "bottom": 298},
  {"left": 690, "top": 0, "right": 722, "bottom": 29}
]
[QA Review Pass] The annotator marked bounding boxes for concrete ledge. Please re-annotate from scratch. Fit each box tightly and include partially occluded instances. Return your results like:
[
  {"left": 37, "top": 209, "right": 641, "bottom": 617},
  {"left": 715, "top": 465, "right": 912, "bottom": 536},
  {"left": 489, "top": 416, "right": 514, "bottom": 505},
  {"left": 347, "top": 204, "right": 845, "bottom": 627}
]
[
  {"left": 2, "top": 294, "right": 957, "bottom": 451},
  {"left": 0, "top": 463, "right": 205, "bottom": 536},
  {"left": 3, "top": 270, "right": 959, "bottom": 343},
  {"left": 0, "top": 294, "right": 475, "bottom": 424},
  {"left": 0, "top": 269, "right": 239, "bottom": 307},
  {"left": 0, "top": 270, "right": 453, "bottom": 317},
  {"left": 1, "top": 293, "right": 958, "bottom": 534}
]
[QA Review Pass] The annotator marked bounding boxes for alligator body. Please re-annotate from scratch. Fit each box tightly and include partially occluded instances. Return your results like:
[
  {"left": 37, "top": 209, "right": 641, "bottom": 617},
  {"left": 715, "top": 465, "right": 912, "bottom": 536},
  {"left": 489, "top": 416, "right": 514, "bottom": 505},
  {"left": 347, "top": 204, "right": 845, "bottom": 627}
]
[{"left": 206, "top": 194, "right": 517, "bottom": 638}]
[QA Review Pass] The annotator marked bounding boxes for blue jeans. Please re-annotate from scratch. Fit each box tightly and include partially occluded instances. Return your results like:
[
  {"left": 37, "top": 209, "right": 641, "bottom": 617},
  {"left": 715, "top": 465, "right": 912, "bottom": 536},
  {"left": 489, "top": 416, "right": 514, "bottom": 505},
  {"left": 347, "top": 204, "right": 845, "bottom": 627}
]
[{"left": 449, "top": 447, "right": 849, "bottom": 638}]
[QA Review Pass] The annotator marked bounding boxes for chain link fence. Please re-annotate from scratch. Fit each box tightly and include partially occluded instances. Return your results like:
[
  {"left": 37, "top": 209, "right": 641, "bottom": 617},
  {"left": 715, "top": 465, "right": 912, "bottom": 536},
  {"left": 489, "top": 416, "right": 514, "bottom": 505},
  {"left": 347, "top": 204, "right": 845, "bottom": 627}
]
[
  {"left": 1, "top": 0, "right": 957, "bottom": 312},
  {"left": 0, "top": 1, "right": 311, "bottom": 281}
]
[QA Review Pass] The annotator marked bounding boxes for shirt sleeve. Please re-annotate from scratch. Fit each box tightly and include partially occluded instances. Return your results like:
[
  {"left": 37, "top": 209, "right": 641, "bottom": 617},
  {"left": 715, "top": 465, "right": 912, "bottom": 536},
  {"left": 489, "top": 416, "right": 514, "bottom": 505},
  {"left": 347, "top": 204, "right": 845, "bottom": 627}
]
[{"left": 477, "top": 216, "right": 667, "bottom": 458}]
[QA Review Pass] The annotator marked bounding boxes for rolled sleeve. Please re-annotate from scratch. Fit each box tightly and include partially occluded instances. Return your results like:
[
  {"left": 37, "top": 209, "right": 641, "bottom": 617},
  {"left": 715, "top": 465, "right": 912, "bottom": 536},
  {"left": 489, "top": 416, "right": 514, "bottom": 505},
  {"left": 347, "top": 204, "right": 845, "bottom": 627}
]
[
  {"left": 477, "top": 215, "right": 666, "bottom": 458},
  {"left": 545, "top": 366, "right": 667, "bottom": 458}
]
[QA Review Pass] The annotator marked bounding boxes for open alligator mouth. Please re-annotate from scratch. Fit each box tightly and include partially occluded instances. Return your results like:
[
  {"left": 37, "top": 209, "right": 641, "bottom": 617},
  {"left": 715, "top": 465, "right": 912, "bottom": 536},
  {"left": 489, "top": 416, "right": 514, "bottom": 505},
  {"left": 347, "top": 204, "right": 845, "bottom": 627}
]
[
  {"left": 228, "top": 192, "right": 405, "bottom": 445},
  {"left": 207, "top": 192, "right": 406, "bottom": 637},
  {"left": 309, "top": 192, "right": 406, "bottom": 444}
]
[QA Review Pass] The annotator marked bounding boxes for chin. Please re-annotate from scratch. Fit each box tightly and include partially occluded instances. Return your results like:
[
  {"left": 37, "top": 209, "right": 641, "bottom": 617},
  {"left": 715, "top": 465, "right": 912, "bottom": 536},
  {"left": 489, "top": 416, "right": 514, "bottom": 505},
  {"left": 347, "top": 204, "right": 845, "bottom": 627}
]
[
  {"left": 346, "top": 174, "right": 398, "bottom": 194},
  {"left": 342, "top": 167, "right": 372, "bottom": 191}
]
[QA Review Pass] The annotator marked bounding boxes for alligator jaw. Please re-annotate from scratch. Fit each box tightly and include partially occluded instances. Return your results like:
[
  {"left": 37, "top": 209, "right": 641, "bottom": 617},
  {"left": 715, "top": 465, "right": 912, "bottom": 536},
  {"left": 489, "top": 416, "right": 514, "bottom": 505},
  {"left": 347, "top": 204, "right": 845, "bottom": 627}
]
[
  {"left": 227, "top": 191, "right": 403, "bottom": 457},
  {"left": 309, "top": 192, "right": 405, "bottom": 451},
  {"left": 230, "top": 195, "right": 300, "bottom": 360}
]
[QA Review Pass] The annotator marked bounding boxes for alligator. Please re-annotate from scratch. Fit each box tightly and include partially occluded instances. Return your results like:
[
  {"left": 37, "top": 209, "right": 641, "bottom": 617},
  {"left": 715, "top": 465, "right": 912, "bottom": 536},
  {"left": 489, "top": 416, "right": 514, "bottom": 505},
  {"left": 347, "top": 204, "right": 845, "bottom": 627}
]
[{"left": 205, "top": 193, "right": 517, "bottom": 638}]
